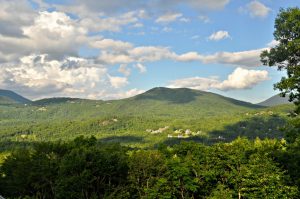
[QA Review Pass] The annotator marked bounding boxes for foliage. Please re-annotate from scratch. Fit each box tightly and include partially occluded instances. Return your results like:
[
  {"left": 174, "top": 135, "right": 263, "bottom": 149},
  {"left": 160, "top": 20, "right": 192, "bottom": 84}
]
[
  {"left": 0, "top": 136, "right": 298, "bottom": 199},
  {"left": 261, "top": 7, "right": 300, "bottom": 113}
]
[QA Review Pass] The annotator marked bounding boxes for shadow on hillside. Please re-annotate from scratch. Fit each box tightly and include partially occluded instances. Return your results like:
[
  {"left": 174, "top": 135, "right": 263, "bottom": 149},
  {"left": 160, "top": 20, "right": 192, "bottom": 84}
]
[
  {"left": 157, "top": 115, "right": 287, "bottom": 146},
  {"left": 154, "top": 137, "right": 208, "bottom": 148},
  {"left": 208, "top": 115, "right": 287, "bottom": 143},
  {"left": 135, "top": 88, "right": 203, "bottom": 104},
  {"left": 98, "top": 135, "right": 145, "bottom": 144}
]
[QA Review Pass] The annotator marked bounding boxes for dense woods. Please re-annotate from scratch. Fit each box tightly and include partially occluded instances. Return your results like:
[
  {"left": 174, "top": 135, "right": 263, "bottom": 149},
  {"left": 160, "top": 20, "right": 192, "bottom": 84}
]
[{"left": 0, "top": 135, "right": 299, "bottom": 198}]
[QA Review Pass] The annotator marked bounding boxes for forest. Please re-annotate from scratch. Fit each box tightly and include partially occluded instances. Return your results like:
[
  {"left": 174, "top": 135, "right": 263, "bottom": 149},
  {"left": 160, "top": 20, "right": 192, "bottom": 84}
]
[{"left": 0, "top": 135, "right": 300, "bottom": 199}]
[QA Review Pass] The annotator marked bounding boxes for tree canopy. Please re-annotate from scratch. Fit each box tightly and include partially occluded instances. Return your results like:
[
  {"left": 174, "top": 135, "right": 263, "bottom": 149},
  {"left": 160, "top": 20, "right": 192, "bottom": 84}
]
[{"left": 261, "top": 7, "right": 300, "bottom": 113}]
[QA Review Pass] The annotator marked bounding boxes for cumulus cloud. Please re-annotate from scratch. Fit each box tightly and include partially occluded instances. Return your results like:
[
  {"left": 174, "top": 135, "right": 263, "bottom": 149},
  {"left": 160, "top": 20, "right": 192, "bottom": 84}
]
[
  {"left": 0, "top": 54, "right": 107, "bottom": 97},
  {"left": 215, "top": 67, "right": 269, "bottom": 90},
  {"left": 208, "top": 30, "right": 230, "bottom": 41},
  {"left": 168, "top": 67, "right": 269, "bottom": 91},
  {"left": 241, "top": 1, "right": 271, "bottom": 18},
  {"left": 0, "top": 11, "right": 88, "bottom": 62},
  {"left": 0, "top": 54, "right": 137, "bottom": 99}
]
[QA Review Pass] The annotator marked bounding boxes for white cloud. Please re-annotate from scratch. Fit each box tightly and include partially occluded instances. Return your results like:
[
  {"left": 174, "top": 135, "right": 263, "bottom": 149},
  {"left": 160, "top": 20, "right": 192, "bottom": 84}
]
[
  {"left": 0, "top": 54, "right": 108, "bottom": 99},
  {"left": 204, "top": 49, "right": 265, "bottom": 67},
  {"left": 243, "top": 1, "right": 271, "bottom": 18},
  {"left": 134, "top": 63, "right": 147, "bottom": 73},
  {"left": 176, "top": 52, "right": 202, "bottom": 62},
  {"left": 90, "top": 38, "right": 133, "bottom": 52},
  {"left": 0, "top": 11, "right": 88, "bottom": 62},
  {"left": 97, "top": 52, "right": 133, "bottom": 65},
  {"left": 208, "top": 30, "right": 230, "bottom": 41},
  {"left": 155, "top": 13, "right": 183, "bottom": 24},
  {"left": 168, "top": 67, "right": 269, "bottom": 91},
  {"left": 177, "top": 48, "right": 265, "bottom": 67},
  {"left": 108, "top": 75, "right": 128, "bottom": 88},
  {"left": 94, "top": 39, "right": 265, "bottom": 67},
  {"left": 97, "top": 45, "right": 176, "bottom": 65},
  {"left": 216, "top": 67, "right": 269, "bottom": 90},
  {"left": 0, "top": 54, "right": 145, "bottom": 100}
]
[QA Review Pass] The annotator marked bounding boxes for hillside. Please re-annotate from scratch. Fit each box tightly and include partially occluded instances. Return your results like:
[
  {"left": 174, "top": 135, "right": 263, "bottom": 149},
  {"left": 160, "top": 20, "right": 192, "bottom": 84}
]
[
  {"left": 257, "top": 94, "right": 292, "bottom": 107},
  {"left": 0, "top": 90, "right": 31, "bottom": 105}
]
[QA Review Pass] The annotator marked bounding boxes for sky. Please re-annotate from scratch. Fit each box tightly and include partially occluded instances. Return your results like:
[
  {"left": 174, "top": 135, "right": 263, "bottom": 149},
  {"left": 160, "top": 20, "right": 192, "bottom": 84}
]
[{"left": 0, "top": 0, "right": 299, "bottom": 102}]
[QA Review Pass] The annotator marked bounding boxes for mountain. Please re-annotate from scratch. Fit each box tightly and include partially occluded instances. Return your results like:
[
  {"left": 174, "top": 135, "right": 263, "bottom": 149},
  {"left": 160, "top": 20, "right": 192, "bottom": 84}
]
[
  {"left": 0, "top": 89, "right": 31, "bottom": 105},
  {"left": 0, "top": 87, "right": 264, "bottom": 121},
  {"left": 257, "top": 94, "right": 292, "bottom": 107},
  {"left": 103, "top": 87, "right": 263, "bottom": 117}
]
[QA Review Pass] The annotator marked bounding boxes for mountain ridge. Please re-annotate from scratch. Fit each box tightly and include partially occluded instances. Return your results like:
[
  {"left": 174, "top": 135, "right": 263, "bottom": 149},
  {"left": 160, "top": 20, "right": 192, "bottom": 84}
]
[
  {"left": 0, "top": 89, "right": 32, "bottom": 105},
  {"left": 257, "top": 94, "right": 292, "bottom": 107}
]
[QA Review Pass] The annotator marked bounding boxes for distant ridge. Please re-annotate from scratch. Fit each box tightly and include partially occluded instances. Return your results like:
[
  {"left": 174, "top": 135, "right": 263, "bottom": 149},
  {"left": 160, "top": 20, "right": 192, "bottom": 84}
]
[
  {"left": 0, "top": 87, "right": 263, "bottom": 114},
  {"left": 257, "top": 94, "right": 292, "bottom": 107},
  {"left": 33, "top": 97, "right": 82, "bottom": 105},
  {"left": 0, "top": 89, "right": 31, "bottom": 105}
]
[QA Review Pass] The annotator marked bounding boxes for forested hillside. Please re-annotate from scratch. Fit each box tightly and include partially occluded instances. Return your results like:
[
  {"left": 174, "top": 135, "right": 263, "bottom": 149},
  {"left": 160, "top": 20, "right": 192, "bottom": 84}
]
[{"left": 0, "top": 87, "right": 294, "bottom": 149}]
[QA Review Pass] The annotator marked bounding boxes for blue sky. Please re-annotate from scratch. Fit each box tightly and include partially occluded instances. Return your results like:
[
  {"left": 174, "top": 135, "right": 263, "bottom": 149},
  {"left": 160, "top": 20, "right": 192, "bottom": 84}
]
[{"left": 0, "top": 0, "right": 298, "bottom": 102}]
